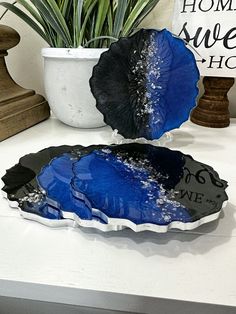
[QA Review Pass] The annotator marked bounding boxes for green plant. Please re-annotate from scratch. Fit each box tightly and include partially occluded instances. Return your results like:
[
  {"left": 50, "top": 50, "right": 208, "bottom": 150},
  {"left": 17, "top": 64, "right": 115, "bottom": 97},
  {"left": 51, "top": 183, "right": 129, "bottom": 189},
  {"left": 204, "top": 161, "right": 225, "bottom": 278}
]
[{"left": 0, "top": 0, "right": 160, "bottom": 48}]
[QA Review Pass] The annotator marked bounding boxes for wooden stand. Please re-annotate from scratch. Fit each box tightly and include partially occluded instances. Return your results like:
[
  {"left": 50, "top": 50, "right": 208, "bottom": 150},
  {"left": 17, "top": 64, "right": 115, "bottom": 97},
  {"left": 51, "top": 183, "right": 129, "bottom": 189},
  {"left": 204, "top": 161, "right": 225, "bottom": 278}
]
[
  {"left": 0, "top": 25, "right": 50, "bottom": 141},
  {"left": 190, "top": 76, "right": 235, "bottom": 128}
]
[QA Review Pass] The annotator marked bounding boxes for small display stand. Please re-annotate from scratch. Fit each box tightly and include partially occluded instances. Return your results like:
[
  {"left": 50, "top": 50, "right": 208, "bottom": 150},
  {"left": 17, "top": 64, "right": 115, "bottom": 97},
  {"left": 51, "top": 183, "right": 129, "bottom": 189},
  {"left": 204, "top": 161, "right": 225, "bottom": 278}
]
[
  {"left": 191, "top": 76, "right": 235, "bottom": 128},
  {"left": 0, "top": 25, "right": 50, "bottom": 141}
]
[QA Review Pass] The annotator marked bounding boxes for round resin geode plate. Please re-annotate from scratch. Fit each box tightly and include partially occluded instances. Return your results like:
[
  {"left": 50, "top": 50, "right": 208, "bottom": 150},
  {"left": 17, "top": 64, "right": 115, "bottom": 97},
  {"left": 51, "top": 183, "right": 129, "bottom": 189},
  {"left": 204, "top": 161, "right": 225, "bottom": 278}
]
[
  {"left": 35, "top": 144, "right": 228, "bottom": 232},
  {"left": 2, "top": 145, "right": 107, "bottom": 227},
  {"left": 2, "top": 144, "right": 228, "bottom": 233},
  {"left": 1, "top": 145, "right": 81, "bottom": 221},
  {"left": 90, "top": 28, "right": 200, "bottom": 140},
  {"left": 37, "top": 153, "right": 108, "bottom": 224},
  {"left": 71, "top": 144, "right": 228, "bottom": 232},
  {"left": 1, "top": 145, "right": 103, "bottom": 224}
]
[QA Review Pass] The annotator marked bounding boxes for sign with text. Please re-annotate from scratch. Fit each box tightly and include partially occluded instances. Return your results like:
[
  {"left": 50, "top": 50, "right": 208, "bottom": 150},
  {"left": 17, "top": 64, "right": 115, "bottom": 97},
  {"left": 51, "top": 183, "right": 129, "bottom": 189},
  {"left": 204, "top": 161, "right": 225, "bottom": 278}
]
[{"left": 173, "top": 0, "right": 236, "bottom": 77}]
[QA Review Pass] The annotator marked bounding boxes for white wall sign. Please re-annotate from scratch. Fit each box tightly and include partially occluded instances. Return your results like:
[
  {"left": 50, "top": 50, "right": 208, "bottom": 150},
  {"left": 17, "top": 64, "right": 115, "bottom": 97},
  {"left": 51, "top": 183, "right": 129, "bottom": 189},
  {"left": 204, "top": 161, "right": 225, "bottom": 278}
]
[{"left": 172, "top": 0, "right": 236, "bottom": 77}]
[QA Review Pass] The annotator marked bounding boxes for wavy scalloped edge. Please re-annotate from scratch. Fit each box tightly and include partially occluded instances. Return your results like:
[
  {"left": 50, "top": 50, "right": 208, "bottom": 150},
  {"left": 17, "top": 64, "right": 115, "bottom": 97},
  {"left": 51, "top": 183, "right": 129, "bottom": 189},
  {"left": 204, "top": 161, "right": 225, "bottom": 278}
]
[
  {"left": 2, "top": 190, "right": 227, "bottom": 233},
  {"left": 91, "top": 29, "right": 200, "bottom": 141}
]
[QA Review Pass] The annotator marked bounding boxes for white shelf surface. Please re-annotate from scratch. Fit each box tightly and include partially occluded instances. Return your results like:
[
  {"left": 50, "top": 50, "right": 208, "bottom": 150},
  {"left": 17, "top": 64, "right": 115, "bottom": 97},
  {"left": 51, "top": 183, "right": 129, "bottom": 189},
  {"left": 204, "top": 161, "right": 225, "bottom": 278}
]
[{"left": 0, "top": 117, "right": 236, "bottom": 313}]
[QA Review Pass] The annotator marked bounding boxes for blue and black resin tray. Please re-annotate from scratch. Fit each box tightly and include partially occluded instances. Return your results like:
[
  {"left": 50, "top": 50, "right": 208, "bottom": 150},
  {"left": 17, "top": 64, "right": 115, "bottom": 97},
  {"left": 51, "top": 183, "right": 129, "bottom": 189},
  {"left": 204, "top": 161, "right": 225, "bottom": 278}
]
[
  {"left": 2, "top": 144, "right": 228, "bottom": 233},
  {"left": 90, "top": 29, "right": 199, "bottom": 140}
]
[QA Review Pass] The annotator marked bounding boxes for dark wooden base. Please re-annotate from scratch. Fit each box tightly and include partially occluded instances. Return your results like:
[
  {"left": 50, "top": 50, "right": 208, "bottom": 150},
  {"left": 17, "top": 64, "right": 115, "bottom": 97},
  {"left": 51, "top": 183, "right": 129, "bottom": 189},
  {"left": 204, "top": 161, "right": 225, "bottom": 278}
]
[
  {"left": 0, "top": 25, "right": 50, "bottom": 142},
  {"left": 191, "top": 77, "right": 235, "bottom": 128},
  {"left": 0, "top": 94, "right": 50, "bottom": 141},
  {"left": 191, "top": 107, "right": 230, "bottom": 128}
]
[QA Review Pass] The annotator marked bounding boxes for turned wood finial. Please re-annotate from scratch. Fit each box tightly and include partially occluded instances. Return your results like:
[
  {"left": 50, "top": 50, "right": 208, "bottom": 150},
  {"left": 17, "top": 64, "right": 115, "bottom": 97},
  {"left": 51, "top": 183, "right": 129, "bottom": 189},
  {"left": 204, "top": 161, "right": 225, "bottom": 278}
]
[
  {"left": 0, "top": 24, "right": 50, "bottom": 141},
  {"left": 0, "top": 24, "right": 20, "bottom": 56},
  {"left": 191, "top": 76, "right": 235, "bottom": 128}
]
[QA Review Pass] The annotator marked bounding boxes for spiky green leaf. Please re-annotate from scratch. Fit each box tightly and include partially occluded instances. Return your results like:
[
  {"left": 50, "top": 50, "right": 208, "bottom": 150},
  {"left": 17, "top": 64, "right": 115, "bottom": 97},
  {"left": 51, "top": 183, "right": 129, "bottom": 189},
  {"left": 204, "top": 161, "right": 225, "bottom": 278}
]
[
  {"left": 113, "top": 0, "right": 127, "bottom": 38},
  {"left": 0, "top": 2, "right": 49, "bottom": 43}
]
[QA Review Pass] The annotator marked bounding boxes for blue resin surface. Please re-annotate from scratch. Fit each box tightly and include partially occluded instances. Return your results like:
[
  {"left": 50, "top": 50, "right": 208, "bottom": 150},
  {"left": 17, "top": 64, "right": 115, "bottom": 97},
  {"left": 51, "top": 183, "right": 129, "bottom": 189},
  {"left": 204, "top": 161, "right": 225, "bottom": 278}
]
[
  {"left": 1, "top": 145, "right": 82, "bottom": 220},
  {"left": 37, "top": 154, "right": 92, "bottom": 220},
  {"left": 2, "top": 144, "right": 228, "bottom": 230},
  {"left": 90, "top": 29, "right": 200, "bottom": 140},
  {"left": 71, "top": 144, "right": 228, "bottom": 225},
  {"left": 21, "top": 195, "right": 62, "bottom": 220},
  {"left": 72, "top": 149, "right": 190, "bottom": 225},
  {"left": 146, "top": 30, "right": 199, "bottom": 138}
]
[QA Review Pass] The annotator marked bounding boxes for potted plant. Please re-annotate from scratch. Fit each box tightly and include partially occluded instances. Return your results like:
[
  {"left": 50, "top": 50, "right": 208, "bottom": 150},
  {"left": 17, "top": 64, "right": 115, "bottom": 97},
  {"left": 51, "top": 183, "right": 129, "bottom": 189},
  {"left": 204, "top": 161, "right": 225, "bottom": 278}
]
[{"left": 0, "top": 0, "right": 160, "bottom": 128}]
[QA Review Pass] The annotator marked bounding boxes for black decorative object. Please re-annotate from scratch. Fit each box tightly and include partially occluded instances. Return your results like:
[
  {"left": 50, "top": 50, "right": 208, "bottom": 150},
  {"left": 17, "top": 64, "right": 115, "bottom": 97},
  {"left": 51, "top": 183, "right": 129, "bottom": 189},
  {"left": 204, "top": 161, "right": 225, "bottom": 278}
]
[
  {"left": 90, "top": 29, "right": 199, "bottom": 140},
  {"left": 2, "top": 144, "right": 228, "bottom": 232},
  {"left": 2, "top": 145, "right": 81, "bottom": 219}
]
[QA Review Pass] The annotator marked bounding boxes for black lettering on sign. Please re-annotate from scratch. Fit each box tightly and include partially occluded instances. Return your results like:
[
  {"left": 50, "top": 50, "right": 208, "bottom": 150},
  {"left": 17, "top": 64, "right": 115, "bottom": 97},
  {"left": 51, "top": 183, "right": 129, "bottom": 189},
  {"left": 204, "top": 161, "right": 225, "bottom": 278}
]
[
  {"left": 208, "top": 56, "right": 224, "bottom": 68},
  {"left": 207, "top": 55, "right": 236, "bottom": 69},
  {"left": 199, "top": 0, "right": 214, "bottom": 12},
  {"left": 178, "top": 23, "right": 236, "bottom": 49},
  {"left": 181, "top": 0, "right": 235, "bottom": 13},
  {"left": 225, "top": 56, "right": 236, "bottom": 69},
  {"left": 215, "top": 0, "right": 234, "bottom": 11},
  {"left": 182, "top": 0, "right": 197, "bottom": 12},
  {"left": 224, "top": 28, "right": 236, "bottom": 49},
  {"left": 177, "top": 0, "right": 236, "bottom": 73}
]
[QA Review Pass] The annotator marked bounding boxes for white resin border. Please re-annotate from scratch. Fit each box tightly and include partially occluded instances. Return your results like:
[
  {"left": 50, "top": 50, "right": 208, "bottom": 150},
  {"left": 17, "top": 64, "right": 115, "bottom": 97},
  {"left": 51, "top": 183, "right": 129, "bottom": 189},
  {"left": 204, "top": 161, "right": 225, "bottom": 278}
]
[{"left": 2, "top": 190, "right": 227, "bottom": 233}]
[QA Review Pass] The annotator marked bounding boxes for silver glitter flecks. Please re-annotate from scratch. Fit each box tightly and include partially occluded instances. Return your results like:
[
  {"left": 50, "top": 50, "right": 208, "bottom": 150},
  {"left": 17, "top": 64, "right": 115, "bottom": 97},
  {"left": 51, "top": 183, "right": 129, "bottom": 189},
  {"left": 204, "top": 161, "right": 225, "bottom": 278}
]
[
  {"left": 93, "top": 148, "right": 188, "bottom": 223},
  {"left": 157, "top": 186, "right": 182, "bottom": 209},
  {"left": 163, "top": 214, "right": 172, "bottom": 222},
  {"left": 97, "top": 149, "right": 183, "bottom": 208},
  {"left": 21, "top": 191, "right": 44, "bottom": 204},
  {"left": 101, "top": 148, "right": 112, "bottom": 154},
  {"left": 130, "top": 31, "right": 165, "bottom": 129}
]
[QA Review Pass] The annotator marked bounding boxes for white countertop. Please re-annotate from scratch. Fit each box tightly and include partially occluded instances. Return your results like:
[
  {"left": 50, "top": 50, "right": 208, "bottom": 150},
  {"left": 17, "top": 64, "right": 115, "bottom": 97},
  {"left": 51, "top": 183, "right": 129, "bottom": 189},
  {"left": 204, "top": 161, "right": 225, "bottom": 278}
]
[{"left": 0, "top": 117, "right": 236, "bottom": 313}]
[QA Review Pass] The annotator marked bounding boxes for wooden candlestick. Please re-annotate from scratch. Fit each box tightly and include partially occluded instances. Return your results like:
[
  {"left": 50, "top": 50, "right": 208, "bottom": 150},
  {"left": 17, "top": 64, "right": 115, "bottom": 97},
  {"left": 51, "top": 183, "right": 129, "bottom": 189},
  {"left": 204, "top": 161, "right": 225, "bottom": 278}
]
[
  {"left": 190, "top": 76, "right": 235, "bottom": 128},
  {"left": 0, "top": 25, "right": 50, "bottom": 141}
]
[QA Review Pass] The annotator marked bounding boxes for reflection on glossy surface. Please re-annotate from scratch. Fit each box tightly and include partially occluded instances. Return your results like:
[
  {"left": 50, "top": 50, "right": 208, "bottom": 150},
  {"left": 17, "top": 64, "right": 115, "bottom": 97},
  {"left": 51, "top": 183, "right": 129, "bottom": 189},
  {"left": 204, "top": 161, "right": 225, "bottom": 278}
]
[
  {"left": 90, "top": 29, "right": 199, "bottom": 140},
  {"left": 37, "top": 154, "right": 92, "bottom": 220},
  {"left": 2, "top": 143, "right": 228, "bottom": 231},
  {"left": 1, "top": 145, "right": 81, "bottom": 219},
  {"left": 72, "top": 144, "right": 228, "bottom": 225},
  {"left": 174, "top": 158, "right": 228, "bottom": 219}
]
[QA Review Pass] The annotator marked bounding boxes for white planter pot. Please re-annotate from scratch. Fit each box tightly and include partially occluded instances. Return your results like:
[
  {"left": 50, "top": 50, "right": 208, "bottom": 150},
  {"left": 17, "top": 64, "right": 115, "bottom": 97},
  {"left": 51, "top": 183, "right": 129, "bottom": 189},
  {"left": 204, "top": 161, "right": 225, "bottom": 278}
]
[{"left": 41, "top": 48, "right": 107, "bottom": 128}]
